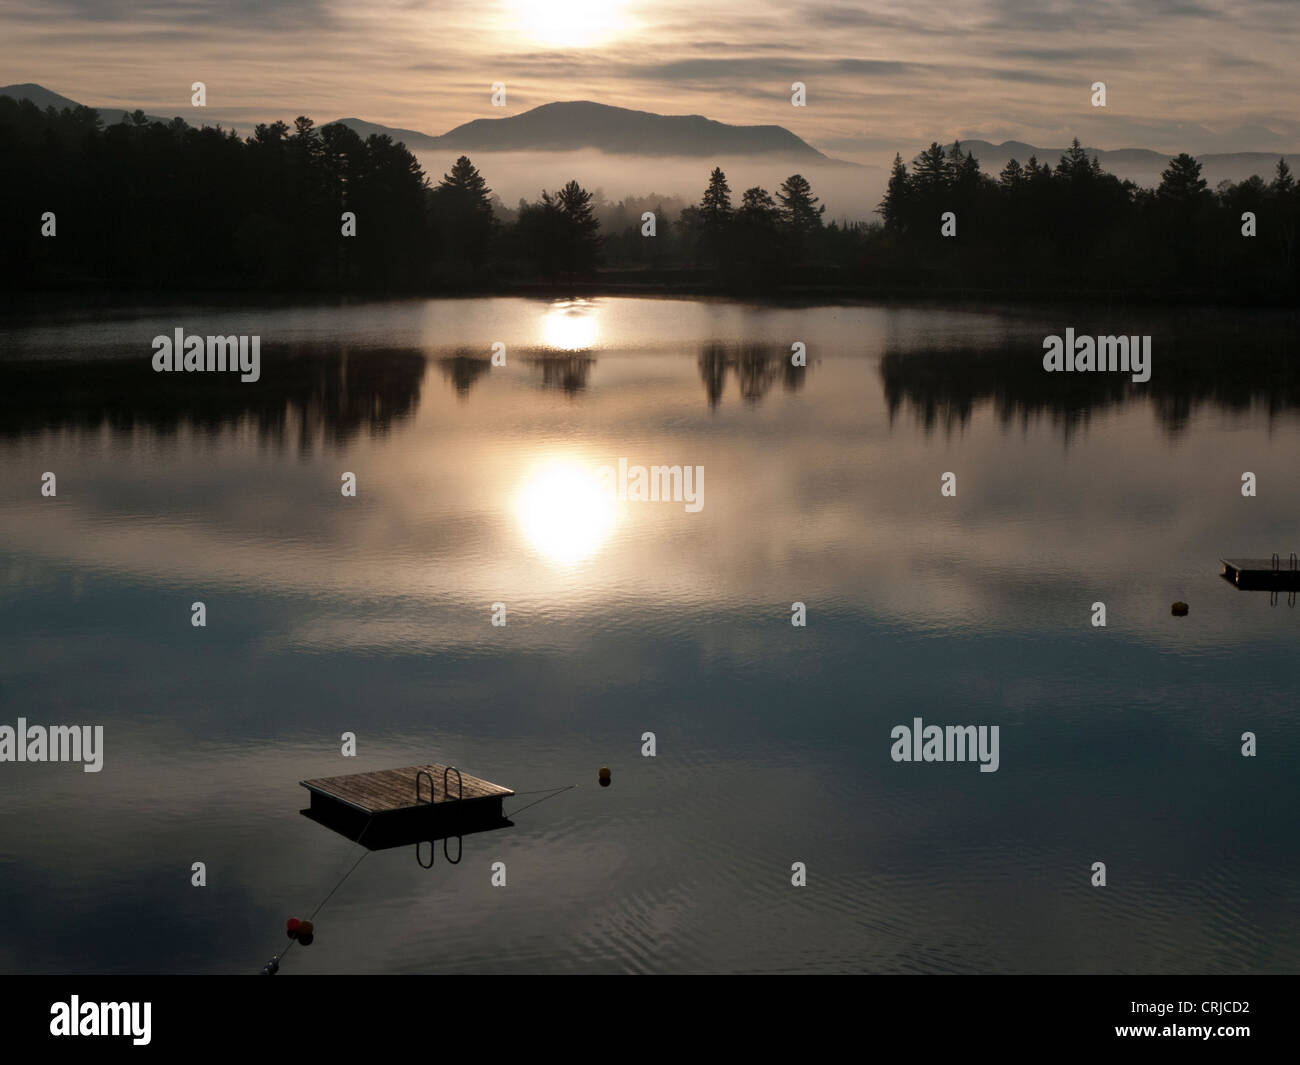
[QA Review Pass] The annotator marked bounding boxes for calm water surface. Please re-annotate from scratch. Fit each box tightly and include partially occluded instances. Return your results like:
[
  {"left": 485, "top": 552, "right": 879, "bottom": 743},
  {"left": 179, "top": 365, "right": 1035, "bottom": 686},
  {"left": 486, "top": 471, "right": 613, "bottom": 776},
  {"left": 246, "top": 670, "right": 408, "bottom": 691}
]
[{"left": 1, "top": 296, "right": 1297, "bottom": 973}]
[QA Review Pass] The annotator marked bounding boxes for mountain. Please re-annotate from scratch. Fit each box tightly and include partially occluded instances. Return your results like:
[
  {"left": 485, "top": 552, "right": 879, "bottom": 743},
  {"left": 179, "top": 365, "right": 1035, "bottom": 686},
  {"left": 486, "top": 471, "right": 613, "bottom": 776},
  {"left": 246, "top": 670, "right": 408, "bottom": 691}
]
[
  {"left": 0, "top": 82, "right": 195, "bottom": 127},
  {"left": 6, "top": 83, "right": 1295, "bottom": 190},
  {"left": 326, "top": 116, "right": 442, "bottom": 149},
  {"left": 333, "top": 101, "right": 832, "bottom": 160},
  {"left": 939, "top": 139, "right": 1299, "bottom": 188},
  {"left": 0, "top": 82, "right": 85, "bottom": 112},
  {"left": 1, "top": 85, "right": 840, "bottom": 161}
]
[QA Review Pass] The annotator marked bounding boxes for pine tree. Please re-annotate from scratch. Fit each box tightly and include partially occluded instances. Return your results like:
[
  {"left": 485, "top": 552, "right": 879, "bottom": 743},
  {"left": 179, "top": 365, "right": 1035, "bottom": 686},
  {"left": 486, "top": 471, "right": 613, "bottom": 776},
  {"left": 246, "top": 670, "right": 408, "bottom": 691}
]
[
  {"left": 955, "top": 147, "right": 982, "bottom": 189},
  {"left": 693, "top": 167, "right": 734, "bottom": 266},
  {"left": 946, "top": 141, "right": 965, "bottom": 184},
  {"left": 730, "top": 186, "right": 785, "bottom": 286},
  {"left": 740, "top": 186, "right": 779, "bottom": 223},
  {"left": 431, "top": 156, "right": 496, "bottom": 276},
  {"left": 879, "top": 153, "right": 910, "bottom": 231},
  {"left": 552, "top": 179, "right": 602, "bottom": 274},
  {"left": 1272, "top": 157, "right": 1295, "bottom": 194},
  {"left": 911, "top": 142, "right": 948, "bottom": 190},
  {"left": 437, "top": 155, "right": 493, "bottom": 215},
  {"left": 701, "top": 167, "right": 733, "bottom": 222},
  {"left": 776, "top": 173, "right": 825, "bottom": 234},
  {"left": 1057, "top": 138, "right": 1091, "bottom": 182},
  {"left": 1158, "top": 153, "right": 1209, "bottom": 202},
  {"left": 946, "top": 142, "right": 981, "bottom": 190}
]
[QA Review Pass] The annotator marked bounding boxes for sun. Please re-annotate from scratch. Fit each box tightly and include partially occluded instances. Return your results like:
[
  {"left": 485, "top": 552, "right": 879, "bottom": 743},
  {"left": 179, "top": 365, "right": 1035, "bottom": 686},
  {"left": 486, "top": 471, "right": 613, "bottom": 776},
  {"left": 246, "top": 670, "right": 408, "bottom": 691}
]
[
  {"left": 504, "top": 0, "right": 630, "bottom": 48},
  {"left": 515, "top": 462, "right": 617, "bottom": 564}
]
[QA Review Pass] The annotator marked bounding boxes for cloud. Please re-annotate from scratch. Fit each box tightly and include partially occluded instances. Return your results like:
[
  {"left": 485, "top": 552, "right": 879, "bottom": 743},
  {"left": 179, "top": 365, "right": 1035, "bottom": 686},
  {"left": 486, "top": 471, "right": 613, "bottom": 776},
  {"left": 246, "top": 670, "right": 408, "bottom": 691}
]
[
  {"left": 624, "top": 57, "right": 920, "bottom": 83},
  {"left": 8, "top": 0, "right": 342, "bottom": 29},
  {"left": 803, "top": 4, "right": 950, "bottom": 34},
  {"left": 993, "top": 45, "right": 1141, "bottom": 63},
  {"left": 1, "top": 0, "right": 1297, "bottom": 156}
]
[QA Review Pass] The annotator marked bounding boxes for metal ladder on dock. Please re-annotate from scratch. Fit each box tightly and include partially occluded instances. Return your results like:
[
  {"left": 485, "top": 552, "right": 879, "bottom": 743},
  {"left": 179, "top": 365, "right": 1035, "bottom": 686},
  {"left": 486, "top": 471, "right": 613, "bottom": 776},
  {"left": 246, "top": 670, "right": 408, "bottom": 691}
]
[
  {"left": 414, "top": 765, "right": 463, "bottom": 806},
  {"left": 1268, "top": 555, "right": 1297, "bottom": 607},
  {"left": 414, "top": 766, "right": 464, "bottom": 868}
]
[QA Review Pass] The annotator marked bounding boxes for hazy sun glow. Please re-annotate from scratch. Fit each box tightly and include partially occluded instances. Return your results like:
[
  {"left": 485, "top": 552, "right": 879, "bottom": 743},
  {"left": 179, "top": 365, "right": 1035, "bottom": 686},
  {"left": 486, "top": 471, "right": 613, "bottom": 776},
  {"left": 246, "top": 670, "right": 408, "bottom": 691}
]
[
  {"left": 541, "top": 299, "right": 600, "bottom": 351},
  {"left": 516, "top": 461, "right": 617, "bottom": 564},
  {"left": 504, "top": 0, "right": 630, "bottom": 48}
]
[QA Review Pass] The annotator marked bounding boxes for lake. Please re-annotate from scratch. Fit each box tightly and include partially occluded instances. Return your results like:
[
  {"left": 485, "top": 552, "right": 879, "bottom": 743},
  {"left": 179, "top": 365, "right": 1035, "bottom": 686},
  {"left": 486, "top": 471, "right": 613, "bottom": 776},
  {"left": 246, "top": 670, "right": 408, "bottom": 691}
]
[{"left": 1, "top": 295, "right": 1297, "bottom": 973}]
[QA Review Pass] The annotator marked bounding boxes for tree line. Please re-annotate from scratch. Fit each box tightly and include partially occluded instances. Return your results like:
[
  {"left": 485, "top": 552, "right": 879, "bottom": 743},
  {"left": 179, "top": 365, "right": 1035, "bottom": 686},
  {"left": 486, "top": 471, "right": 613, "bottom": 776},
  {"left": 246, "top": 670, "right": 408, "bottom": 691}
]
[
  {"left": 0, "top": 97, "right": 602, "bottom": 291},
  {"left": 875, "top": 139, "right": 1300, "bottom": 303},
  {"left": 2, "top": 95, "right": 1296, "bottom": 303}
]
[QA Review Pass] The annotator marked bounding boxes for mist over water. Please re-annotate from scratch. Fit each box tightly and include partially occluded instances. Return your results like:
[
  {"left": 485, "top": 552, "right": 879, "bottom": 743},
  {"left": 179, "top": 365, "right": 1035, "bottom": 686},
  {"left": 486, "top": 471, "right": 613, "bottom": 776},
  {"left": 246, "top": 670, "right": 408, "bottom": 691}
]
[
  {"left": 411, "top": 146, "right": 1298, "bottom": 225},
  {"left": 1, "top": 296, "right": 1297, "bottom": 974},
  {"left": 415, "top": 149, "right": 885, "bottom": 221}
]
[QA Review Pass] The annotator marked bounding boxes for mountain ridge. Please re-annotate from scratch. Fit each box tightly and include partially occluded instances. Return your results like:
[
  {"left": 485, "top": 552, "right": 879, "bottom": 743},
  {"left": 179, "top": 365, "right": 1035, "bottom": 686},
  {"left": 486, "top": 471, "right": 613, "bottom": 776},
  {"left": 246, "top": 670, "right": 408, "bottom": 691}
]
[
  {"left": 2, "top": 84, "right": 1296, "bottom": 183},
  {"left": 946, "top": 138, "right": 1295, "bottom": 172},
  {"left": 330, "top": 100, "right": 835, "bottom": 160}
]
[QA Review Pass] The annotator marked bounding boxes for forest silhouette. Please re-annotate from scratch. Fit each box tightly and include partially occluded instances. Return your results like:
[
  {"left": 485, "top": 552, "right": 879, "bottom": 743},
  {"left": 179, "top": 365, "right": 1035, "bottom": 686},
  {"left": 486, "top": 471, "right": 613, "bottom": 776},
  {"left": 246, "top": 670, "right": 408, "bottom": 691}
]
[{"left": 2, "top": 96, "right": 1298, "bottom": 304}]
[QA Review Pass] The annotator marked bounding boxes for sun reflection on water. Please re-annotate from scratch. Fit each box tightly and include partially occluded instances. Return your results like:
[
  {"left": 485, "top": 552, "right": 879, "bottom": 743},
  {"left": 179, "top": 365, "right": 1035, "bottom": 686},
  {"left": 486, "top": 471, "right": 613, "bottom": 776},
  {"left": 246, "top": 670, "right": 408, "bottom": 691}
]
[
  {"left": 515, "top": 459, "right": 616, "bottom": 564},
  {"left": 541, "top": 299, "right": 600, "bottom": 352}
]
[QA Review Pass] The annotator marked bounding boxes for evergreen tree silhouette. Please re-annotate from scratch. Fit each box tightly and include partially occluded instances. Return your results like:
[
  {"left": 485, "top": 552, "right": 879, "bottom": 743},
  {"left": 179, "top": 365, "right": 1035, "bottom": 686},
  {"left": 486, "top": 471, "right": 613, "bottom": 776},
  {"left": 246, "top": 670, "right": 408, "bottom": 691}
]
[
  {"left": 776, "top": 173, "right": 825, "bottom": 236},
  {"left": 880, "top": 153, "right": 910, "bottom": 232},
  {"left": 1158, "top": 152, "right": 1209, "bottom": 202},
  {"left": 695, "top": 166, "right": 734, "bottom": 266},
  {"left": 1271, "top": 157, "right": 1294, "bottom": 194},
  {"left": 432, "top": 155, "right": 496, "bottom": 278},
  {"left": 701, "top": 166, "right": 733, "bottom": 220}
]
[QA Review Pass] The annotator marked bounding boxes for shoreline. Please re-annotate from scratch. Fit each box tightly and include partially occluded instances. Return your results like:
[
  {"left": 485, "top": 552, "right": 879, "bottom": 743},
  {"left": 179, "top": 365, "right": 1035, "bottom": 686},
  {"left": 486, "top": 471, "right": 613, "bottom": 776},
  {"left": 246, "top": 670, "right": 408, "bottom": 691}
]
[{"left": 3, "top": 275, "right": 1298, "bottom": 318}]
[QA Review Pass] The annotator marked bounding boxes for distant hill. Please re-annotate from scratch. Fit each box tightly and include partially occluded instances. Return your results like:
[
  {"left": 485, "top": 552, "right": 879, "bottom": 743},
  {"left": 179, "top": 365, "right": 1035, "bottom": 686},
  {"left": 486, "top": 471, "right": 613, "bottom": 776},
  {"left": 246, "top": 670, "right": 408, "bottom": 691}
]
[
  {"left": 0, "top": 82, "right": 194, "bottom": 127},
  {"left": 332, "top": 101, "right": 835, "bottom": 160},
  {"left": 1, "top": 86, "right": 843, "bottom": 162},
  {"left": 326, "top": 116, "right": 443, "bottom": 149},
  {"left": 937, "top": 139, "right": 1299, "bottom": 189},
  {"left": 5, "top": 83, "right": 1296, "bottom": 192},
  {"left": 0, "top": 82, "right": 83, "bottom": 112}
]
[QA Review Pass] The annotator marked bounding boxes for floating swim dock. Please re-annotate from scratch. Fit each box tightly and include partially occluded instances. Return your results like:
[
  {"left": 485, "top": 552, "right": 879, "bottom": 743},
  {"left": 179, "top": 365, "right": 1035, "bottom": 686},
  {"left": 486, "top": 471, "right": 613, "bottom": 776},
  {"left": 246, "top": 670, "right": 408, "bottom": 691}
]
[
  {"left": 1220, "top": 556, "right": 1300, "bottom": 591},
  {"left": 301, "top": 764, "right": 514, "bottom": 849}
]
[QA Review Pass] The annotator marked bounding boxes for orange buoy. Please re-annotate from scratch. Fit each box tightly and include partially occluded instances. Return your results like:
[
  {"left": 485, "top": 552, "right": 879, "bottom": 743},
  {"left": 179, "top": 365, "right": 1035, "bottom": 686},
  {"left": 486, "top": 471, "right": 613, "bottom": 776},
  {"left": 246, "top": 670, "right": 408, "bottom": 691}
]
[{"left": 298, "top": 919, "right": 314, "bottom": 936}]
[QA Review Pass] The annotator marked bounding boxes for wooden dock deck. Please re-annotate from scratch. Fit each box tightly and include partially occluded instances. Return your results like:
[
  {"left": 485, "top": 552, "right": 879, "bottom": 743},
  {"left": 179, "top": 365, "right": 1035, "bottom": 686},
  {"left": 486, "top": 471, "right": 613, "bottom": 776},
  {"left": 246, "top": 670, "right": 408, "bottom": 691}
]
[
  {"left": 1220, "top": 558, "right": 1300, "bottom": 590},
  {"left": 300, "top": 764, "right": 514, "bottom": 847}
]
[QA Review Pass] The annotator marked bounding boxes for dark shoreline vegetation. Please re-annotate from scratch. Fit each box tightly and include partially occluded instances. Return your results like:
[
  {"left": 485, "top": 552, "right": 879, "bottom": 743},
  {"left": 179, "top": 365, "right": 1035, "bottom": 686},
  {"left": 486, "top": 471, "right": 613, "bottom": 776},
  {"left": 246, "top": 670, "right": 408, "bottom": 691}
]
[{"left": 2, "top": 95, "right": 1298, "bottom": 306}]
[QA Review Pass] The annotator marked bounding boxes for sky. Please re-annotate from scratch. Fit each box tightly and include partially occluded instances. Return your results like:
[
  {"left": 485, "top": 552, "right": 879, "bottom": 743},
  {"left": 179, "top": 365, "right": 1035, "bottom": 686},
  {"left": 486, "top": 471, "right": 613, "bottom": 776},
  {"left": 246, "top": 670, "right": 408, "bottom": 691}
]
[{"left": 3, "top": 0, "right": 1299, "bottom": 163}]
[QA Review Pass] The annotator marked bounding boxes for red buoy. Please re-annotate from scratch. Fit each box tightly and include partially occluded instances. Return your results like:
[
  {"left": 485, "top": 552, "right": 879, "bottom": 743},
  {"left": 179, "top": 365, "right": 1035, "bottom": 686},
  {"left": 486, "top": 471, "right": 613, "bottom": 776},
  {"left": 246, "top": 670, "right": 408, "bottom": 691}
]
[{"left": 286, "top": 917, "right": 300, "bottom": 936}]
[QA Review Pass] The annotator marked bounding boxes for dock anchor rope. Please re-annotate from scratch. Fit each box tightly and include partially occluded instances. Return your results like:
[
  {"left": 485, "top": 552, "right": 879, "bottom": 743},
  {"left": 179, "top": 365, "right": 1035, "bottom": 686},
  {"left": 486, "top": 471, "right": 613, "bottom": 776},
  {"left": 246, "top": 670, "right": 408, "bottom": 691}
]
[
  {"left": 260, "top": 781, "right": 577, "bottom": 973},
  {"left": 261, "top": 812, "right": 375, "bottom": 975},
  {"left": 502, "top": 783, "right": 576, "bottom": 819}
]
